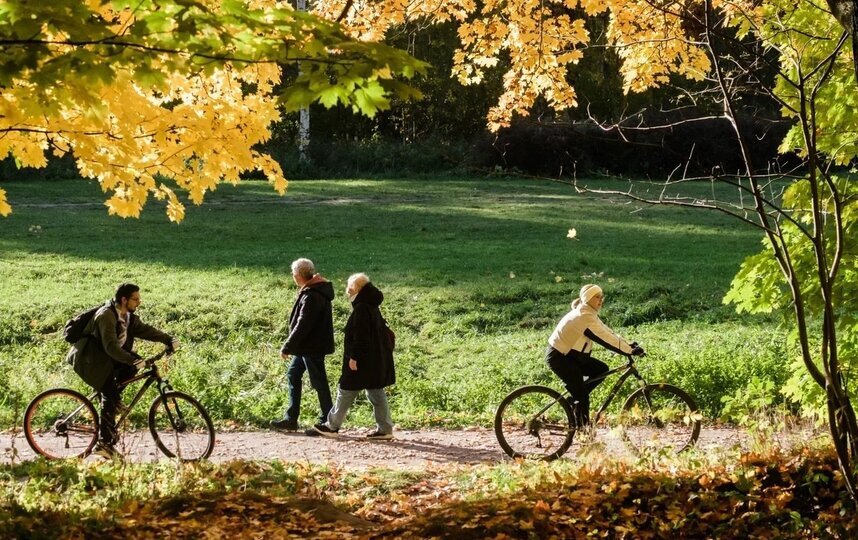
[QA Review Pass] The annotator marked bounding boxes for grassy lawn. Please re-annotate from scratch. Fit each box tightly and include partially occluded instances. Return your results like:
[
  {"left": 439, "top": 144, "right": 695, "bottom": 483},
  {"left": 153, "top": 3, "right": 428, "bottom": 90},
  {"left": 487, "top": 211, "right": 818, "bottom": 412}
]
[{"left": 0, "top": 177, "right": 787, "bottom": 428}]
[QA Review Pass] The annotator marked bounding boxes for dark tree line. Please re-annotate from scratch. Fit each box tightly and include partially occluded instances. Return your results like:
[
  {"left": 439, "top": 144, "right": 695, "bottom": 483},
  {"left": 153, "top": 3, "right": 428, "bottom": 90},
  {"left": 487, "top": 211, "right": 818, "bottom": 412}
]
[{"left": 263, "top": 15, "right": 793, "bottom": 179}]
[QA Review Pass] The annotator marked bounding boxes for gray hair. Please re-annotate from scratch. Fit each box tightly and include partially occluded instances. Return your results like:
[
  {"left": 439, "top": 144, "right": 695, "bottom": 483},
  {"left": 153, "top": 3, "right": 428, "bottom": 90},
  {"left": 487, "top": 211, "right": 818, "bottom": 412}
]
[
  {"left": 291, "top": 258, "right": 316, "bottom": 280},
  {"left": 347, "top": 272, "right": 370, "bottom": 293}
]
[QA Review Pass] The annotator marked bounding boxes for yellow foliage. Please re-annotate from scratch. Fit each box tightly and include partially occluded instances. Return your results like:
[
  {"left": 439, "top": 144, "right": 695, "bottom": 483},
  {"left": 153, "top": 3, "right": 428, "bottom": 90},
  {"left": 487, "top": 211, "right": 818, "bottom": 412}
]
[
  {"left": 314, "top": 0, "right": 717, "bottom": 131},
  {"left": 1, "top": 0, "right": 761, "bottom": 219},
  {"left": 0, "top": 4, "right": 289, "bottom": 222},
  {"left": 0, "top": 188, "right": 11, "bottom": 217}
]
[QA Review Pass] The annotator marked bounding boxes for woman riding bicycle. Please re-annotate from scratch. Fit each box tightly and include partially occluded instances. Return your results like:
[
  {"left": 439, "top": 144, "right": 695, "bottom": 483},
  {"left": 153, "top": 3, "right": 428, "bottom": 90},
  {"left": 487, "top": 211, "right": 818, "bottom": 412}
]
[{"left": 546, "top": 284, "right": 644, "bottom": 427}]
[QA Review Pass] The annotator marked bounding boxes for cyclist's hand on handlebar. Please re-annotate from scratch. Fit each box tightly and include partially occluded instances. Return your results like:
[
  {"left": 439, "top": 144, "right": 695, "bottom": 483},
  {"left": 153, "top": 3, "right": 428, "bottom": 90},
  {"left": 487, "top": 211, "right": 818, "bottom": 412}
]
[
  {"left": 166, "top": 339, "right": 180, "bottom": 355},
  {"left": 631, "top": 345, "right": 645, "bottom": 357},
  {"left": 131, "top": 353, "right": 147, "bottom": 370}
]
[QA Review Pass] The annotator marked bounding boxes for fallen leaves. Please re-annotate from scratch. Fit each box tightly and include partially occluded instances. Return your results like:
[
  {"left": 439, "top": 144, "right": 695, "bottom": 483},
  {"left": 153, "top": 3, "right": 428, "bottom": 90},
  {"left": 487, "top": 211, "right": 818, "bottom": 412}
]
[{"left": 2, "top": 448, "right": 857, "bottom": 538}]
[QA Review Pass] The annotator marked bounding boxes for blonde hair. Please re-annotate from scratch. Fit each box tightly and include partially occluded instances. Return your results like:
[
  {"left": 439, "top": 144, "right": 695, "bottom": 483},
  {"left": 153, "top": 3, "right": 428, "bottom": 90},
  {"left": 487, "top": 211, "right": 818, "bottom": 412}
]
[{"left": 347, "top": 272, "right": 370, "bottom": 293}]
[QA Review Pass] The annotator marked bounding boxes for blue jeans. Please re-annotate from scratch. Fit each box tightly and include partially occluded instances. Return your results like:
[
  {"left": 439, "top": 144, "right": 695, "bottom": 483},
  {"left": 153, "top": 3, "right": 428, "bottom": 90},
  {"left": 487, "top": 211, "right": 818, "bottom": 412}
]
[
  {"left": 325, "top": 387, "right": 393, "bottom": 434},
  {"left": 285, "top": 354, "right": 332, "bottom": 425}
]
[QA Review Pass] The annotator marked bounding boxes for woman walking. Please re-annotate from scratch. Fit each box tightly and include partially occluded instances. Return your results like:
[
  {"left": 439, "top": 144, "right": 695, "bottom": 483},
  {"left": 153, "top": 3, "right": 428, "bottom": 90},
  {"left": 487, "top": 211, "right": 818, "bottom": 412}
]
[{"left": 311, "top": 273, "right": 396, "bottom": 439}]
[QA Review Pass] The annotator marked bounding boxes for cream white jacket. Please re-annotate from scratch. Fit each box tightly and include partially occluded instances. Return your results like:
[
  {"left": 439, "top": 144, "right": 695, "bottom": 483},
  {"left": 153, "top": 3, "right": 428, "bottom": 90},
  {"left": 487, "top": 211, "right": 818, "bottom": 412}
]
[{"left": 548, "top": 303, "right": 634, "bottom": 356}]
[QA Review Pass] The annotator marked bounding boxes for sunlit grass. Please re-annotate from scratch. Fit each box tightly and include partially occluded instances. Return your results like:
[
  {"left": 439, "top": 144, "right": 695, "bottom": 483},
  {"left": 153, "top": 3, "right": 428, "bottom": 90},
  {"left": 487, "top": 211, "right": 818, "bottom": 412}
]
[{"left": 0, "top": 177, "right": 786, "bottom": 428}]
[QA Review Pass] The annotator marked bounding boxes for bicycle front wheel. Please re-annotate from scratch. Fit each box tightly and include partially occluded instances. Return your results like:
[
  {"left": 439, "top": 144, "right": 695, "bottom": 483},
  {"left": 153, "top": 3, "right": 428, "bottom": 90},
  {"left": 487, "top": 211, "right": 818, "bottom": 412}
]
[
  {"left": 618, "top": 383, "right": 701, "bottom": 455},
  {"left": 24, "top": 388, "right": 99, "bottom": 459},
  {"left": 494, "top": 385, "right": 576, "bottom": 461},
  {"left": 148, "top": 391, "right": 215, "bottom": 461}
]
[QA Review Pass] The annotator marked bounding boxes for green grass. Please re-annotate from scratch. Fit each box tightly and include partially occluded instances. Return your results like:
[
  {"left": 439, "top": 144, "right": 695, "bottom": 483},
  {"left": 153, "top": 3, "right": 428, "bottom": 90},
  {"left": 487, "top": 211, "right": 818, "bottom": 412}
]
[{"left": 0, "top": 176, "right": 786, "bottom": 428}]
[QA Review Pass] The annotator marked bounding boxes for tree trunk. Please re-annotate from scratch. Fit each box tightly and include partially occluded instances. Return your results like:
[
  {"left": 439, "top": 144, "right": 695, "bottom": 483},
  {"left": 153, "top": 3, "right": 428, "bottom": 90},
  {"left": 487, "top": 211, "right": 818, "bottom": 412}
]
[{"left": 826, "top": 0, "right": 858, "bottom": 82}]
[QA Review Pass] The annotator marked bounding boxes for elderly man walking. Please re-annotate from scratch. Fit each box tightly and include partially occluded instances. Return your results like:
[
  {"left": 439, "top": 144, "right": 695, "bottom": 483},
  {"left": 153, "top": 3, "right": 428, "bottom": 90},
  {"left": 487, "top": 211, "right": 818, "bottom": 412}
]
[{"left": 270, "top": 258, "right": 335, "bottom": 433}]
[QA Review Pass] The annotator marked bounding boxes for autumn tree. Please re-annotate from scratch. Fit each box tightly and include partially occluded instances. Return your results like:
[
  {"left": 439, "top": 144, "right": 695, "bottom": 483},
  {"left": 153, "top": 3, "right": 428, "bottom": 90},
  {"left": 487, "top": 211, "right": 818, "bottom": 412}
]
[
  {"left": 0, "top": 0, "right": 425, "bottom": 220},
  {"left": 314, "top": 0, "right": 858, "bottom": 494},
  {"left": 573, "top": 0, "right": 858, "bottom": 496}
]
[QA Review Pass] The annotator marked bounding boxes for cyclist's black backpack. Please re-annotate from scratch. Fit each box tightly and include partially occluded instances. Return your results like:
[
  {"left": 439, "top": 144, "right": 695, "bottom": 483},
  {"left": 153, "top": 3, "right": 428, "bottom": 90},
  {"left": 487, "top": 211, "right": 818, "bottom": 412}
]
[{"left": 62, "top": 306, "right": 100, "bottom": 344}]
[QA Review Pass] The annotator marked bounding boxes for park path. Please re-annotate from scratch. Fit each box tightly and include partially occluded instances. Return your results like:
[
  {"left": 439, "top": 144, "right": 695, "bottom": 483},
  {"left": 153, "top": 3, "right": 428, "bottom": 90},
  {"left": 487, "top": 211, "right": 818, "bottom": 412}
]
[{"left": 1, "top": 425, "right": 753, "bottom": 469}]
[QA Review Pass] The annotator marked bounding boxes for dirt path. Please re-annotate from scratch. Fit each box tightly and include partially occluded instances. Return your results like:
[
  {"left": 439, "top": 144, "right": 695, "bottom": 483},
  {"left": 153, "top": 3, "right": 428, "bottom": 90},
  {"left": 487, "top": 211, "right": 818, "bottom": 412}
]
[{"left": 2, "top": 425, "right": 754, "bottom": 469}]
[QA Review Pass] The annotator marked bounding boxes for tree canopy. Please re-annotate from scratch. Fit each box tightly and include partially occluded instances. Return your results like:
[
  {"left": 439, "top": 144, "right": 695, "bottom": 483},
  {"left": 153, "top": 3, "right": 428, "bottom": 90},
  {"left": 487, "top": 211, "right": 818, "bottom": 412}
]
[
  {"left": 4, "top": 1, "right": 854, "bottom": 221},
  {"left": 0, "top": 0, "right": 425, "bottom": 220}
]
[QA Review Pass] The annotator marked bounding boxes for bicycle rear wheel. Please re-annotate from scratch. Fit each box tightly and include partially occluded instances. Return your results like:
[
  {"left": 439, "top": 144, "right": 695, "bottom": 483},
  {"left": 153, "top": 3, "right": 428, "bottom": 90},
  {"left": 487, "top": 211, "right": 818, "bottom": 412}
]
[
  {"left": 494, "top": 385, "right": 576, "bottom": 461},
  {"left": 148, "top": 391, "right": 215, "bottom": 461},
  {"left": 24, "top": 388, "right": 99, "bottom": 459},
  {"left": 618, "top": 383, "right": 701, "bottom": 454}
]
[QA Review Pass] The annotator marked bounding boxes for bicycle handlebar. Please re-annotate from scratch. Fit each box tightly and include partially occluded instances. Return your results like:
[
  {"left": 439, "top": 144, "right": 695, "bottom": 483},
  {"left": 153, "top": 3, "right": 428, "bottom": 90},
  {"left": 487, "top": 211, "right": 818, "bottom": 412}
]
[
  {"left": 623, "top": 351, "right": 646, "bottom": 365},
  {"left": 142, "top": 347, "right": 175, "bottom": 367}
]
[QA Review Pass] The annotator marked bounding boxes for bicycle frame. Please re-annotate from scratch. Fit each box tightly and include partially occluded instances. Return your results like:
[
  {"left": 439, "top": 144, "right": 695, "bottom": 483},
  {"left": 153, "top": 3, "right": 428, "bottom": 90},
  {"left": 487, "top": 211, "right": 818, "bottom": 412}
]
[
  {"left": 530, "top": 355, "right": 647, "bottom": 426},
  {"left": 85, "top": 363, "right": 174, "bottom": 429},
  {"left": 588, "top": 357, "right": 648, "bottom": 425}
]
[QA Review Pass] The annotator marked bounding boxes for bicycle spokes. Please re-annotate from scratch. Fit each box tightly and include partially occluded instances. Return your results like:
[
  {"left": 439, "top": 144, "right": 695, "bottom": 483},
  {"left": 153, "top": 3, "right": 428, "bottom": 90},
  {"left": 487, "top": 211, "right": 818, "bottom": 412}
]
[
  {"left": 495, "top": 386, "right": 576, "bottom": 461},
  {"left": 24, "top": 389, "right": 99, "bottom": 459},
  {"left": 149, "top": 391, "right": 214, "bottom": 461},
  {"left": 618, "top": 384, "right": 700, "bottom": 454}
]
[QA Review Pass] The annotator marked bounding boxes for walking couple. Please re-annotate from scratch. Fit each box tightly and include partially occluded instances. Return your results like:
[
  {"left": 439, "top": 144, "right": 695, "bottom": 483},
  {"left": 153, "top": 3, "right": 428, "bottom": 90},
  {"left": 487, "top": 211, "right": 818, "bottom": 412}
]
[{"left": 270, "top": 258, "right": 396, "bottom": 440}]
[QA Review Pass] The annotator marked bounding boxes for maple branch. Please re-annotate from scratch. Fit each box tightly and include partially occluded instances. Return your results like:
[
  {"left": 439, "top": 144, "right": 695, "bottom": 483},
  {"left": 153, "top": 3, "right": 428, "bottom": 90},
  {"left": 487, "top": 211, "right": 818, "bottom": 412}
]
[
  {"left": 571, "top": 179, "right": 775, "bottom": 232},
  {"left": 335, "top": 0, "right": 355, "bottom": 23},
  {"left": 0, "top": 126, "right": 120, "bottom": 139},
  {"left": 0, "top": 38, "right": 368, "bottom": 67}
]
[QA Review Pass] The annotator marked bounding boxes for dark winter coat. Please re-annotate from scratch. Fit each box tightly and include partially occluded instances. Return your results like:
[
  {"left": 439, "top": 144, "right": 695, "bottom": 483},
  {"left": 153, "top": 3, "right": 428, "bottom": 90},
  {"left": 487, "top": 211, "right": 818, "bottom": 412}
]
[
  {"left": 66, "top": 300, "right": 173, "bottom": 391},
  {"left": 280, "top": 277, "right": 336, "bottom": 357},
  {"left": 339, "top": 282, "right": 395, "bottom": 391}
]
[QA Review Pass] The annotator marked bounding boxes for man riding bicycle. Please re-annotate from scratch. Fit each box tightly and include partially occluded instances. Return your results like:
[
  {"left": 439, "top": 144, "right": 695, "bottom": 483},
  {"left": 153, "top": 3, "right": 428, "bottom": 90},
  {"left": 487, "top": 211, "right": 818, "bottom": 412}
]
[
  {"left": 546, "top": 284, "right": 644, "bottom": 427},
  {"left": 66, "top": 283, "right": 179, "bottom": 457}
]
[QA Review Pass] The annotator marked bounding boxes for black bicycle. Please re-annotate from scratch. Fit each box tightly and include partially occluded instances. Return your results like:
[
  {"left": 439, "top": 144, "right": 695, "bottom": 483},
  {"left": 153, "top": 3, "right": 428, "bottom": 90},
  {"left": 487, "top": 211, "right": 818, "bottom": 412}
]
[
  {"left": 495, "top": 353, "right": 701, "bottom": 460},
  {"left": 24, "top": 348, "right": 215, "bottom": 461}
]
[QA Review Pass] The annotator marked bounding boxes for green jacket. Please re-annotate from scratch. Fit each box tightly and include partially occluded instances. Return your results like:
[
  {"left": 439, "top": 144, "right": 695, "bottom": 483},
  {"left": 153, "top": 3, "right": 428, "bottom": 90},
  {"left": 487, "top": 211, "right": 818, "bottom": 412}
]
[{"left": 66, "top": 300, "right": 173, "bottom": 391}]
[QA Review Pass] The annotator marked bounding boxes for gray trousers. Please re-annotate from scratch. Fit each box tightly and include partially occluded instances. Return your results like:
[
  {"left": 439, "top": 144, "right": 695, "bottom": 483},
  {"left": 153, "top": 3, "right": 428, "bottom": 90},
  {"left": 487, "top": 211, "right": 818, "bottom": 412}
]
[{"left": 324, "top": 387, "right": 394, "bottom": 434}]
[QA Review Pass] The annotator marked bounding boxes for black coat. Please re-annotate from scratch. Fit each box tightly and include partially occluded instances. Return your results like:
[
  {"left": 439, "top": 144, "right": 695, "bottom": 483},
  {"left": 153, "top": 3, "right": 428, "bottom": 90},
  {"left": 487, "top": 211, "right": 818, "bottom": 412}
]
[
  {"left": 339, "top": 283, "right": 395, "bottom": 391},
  {"left": 280, "top": 278, "right": 335, "bottom": 357}
]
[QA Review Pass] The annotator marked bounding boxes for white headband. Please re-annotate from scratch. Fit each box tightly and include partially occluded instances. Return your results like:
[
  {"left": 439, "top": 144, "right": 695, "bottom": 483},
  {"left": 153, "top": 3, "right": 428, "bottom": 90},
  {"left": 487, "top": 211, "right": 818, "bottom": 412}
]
[{"left": 580, "top": 284, "right": 603, "bottom": 304}]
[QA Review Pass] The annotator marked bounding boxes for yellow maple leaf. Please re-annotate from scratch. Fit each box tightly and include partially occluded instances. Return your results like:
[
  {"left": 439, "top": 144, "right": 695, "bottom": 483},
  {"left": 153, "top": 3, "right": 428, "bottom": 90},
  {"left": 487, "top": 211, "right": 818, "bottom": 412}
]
[{"left": 0, "top": 188, "right": 11, "bottom": 217}]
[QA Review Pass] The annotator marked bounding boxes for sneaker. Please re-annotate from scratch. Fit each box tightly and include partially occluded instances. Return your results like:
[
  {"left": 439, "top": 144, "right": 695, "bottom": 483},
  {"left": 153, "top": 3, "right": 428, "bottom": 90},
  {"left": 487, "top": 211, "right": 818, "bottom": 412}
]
[
  {"left": 270, "top": 418, "right": 299, "bottom": 431},
  {"left": 92, "top": 443, "right": 122, "bottom": 460},
  {"left": 366, "top": 431, "right": 394, "bottom": 440},
  {"left": 310, "top": 424, "right": 339, "bottom": 438}
]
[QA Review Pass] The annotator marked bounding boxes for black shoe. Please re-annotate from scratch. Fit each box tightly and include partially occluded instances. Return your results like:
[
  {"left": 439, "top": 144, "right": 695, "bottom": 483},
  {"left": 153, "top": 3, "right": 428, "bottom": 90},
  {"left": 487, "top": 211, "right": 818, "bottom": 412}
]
[
  {"left": 270, "top": 418, "right": 299, "bottom": 431},
  {"left": 366, "top": 431, "right": 393, "bottom": 440},
  {"left": 310, "top": 424, "right": 339, "bottom": 438}
]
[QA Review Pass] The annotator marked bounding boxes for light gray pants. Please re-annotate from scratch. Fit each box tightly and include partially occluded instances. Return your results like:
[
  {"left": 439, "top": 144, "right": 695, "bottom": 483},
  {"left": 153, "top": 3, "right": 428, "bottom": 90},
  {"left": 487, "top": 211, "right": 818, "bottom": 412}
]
[{"left": 324, "top": 387, "right": 394, "bottom": 434}]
